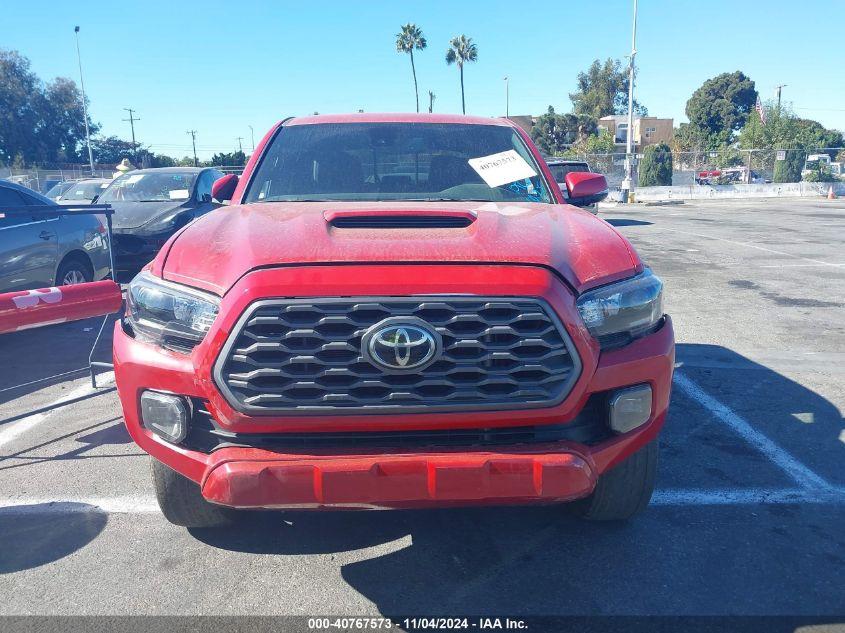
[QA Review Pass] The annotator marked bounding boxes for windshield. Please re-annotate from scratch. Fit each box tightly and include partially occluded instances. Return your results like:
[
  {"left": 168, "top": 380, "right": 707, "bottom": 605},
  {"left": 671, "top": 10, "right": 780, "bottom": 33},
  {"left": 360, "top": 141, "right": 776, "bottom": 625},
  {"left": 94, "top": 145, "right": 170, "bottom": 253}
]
[
  {"left": 59, "top": 181, "right": 109, "bottom": 201},
  {"left": 98, "top": 172, "right": 196, "bottom": 202},
  {"left": 44, "top": 182, "right": 70, "bottom": 199},
  {"left": 548, "top": 163, "right": 590, "bottom": 183},
  {"left": 244, "top": 122, "right": 552, "bottom": 204}
]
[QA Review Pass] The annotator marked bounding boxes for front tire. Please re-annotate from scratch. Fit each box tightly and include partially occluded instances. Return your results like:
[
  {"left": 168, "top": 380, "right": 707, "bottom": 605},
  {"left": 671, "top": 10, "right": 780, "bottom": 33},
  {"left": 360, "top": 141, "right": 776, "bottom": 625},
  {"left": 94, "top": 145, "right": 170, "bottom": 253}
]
[
  {"left": 150, "top": 458, "right": 236, "bottom": 528},
  {"left": 56, "top": 255, "right": 93, "bottom": 286},
  {"left": 574, "top": 440, "right": 658, "bottom": 521}
]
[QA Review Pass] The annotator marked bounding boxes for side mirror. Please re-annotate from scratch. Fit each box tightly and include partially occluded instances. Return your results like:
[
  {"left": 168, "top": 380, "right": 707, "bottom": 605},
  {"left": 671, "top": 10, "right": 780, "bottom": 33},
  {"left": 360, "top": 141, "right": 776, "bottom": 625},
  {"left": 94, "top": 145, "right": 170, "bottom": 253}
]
[
  {"left": 211, "top": 174, "right": 239, "bottom": 202},
  {"left": 564, "top": 172, "right": 608, "bottom": 207}
]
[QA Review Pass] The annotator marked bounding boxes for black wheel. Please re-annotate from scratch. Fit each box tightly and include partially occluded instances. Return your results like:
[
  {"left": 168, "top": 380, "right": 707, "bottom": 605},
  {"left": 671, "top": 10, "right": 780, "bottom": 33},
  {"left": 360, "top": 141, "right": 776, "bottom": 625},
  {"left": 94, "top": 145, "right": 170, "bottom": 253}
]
[
  {"left": 150, "top": 458, "right": 236, "bottom": 528},
  {"left": 56, "top": 255, "right": 93, "bottom": 286},
  {"left": 573, "top": 440, "right": 658, "bottom": 521}
]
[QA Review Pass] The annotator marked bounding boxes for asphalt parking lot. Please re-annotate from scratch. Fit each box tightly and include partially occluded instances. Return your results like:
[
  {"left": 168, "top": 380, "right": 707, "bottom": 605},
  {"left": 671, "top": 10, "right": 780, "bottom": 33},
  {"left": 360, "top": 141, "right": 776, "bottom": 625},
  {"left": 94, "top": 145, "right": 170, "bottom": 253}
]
[{"left": 0, "top": 197, "right": 843, "bottom": 619}]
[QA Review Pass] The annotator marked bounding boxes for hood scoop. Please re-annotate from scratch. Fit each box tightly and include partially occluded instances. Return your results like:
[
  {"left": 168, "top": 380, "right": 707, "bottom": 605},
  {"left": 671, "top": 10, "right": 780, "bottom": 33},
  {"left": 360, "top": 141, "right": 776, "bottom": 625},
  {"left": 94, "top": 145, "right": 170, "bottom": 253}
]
[{"left": 324, "top": 209, "right": 476, "bottom": 229}]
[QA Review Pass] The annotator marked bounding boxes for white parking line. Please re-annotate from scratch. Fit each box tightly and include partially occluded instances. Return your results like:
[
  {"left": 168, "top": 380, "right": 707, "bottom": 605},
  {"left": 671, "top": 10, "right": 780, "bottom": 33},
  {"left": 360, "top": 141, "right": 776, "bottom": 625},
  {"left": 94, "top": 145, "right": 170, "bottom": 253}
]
[
  {"left": 0, "top": 372, "right": 114, "bottom": 450},
  {"left": 673, "top": 371, "right": 832, "bottom": 491},
  {"left": 651, "top": 487, "right": 845, "bottom": 505}
]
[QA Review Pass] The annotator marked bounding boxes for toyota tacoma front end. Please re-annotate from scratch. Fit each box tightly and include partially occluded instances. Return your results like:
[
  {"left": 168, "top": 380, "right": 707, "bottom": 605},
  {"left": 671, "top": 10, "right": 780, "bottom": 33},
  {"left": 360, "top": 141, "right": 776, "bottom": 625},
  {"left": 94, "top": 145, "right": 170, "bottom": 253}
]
[{"left": 113, "top": 113, "right": 674, "bottom": 527}]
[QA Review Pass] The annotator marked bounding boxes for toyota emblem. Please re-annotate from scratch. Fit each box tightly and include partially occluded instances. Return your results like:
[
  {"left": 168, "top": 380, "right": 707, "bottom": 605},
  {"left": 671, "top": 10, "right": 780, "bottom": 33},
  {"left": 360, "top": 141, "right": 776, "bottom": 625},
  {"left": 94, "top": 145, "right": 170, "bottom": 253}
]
[{"left": 362, "top": 318, "right": 441, "bottom": 372}]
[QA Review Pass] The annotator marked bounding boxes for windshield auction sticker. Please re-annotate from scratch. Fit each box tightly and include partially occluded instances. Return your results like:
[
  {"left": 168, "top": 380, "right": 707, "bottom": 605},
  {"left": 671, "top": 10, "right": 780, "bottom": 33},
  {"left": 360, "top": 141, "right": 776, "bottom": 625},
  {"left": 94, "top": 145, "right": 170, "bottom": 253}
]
[{"left": 468, "top": 150, "right": 538, "bottom": 188}]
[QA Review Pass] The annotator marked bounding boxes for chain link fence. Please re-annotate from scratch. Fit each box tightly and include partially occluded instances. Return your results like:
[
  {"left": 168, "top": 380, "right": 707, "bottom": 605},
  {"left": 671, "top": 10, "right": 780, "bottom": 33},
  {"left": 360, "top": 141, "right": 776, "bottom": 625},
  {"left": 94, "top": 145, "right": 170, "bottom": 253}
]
[{"left": 555, "top": 148, "right": 845, "bottom": 189}]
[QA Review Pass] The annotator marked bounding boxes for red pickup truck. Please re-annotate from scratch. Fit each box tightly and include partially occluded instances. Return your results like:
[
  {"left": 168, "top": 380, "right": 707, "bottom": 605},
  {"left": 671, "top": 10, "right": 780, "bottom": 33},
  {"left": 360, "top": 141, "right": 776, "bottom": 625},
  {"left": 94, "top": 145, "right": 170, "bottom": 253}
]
[{"left": 113, "top": 113, "right": 674, "bottom": 527}]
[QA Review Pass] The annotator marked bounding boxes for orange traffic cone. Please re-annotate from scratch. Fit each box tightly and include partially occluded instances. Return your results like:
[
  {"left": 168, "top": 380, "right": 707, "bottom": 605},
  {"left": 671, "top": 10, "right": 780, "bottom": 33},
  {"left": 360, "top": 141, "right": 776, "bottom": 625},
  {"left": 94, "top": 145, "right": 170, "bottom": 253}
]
[{"left": 828, "top": 186, "right": 836, "bottom": 200}]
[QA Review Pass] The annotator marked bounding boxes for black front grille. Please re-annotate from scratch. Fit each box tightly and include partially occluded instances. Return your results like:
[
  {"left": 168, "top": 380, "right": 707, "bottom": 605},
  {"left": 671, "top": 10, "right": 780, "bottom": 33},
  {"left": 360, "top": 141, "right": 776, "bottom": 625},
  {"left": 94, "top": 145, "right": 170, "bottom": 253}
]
[
  {"left": 214, "top": 297, "right": 580, "bottom": 415},
  {"left": 184, "top": 396, "right": 609, "bottom": 453}
]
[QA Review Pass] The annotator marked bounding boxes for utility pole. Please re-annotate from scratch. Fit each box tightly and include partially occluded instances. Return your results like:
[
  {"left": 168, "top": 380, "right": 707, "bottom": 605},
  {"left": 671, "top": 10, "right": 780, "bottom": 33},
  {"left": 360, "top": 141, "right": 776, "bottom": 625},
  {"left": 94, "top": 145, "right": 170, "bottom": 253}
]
[
  {"left": 503, "top": 76, "right": 509, "bottom": 118},
  {"left": 236, "top": 137, "right": 244, "bottom": 154},
  {"left": 122, "top": 108, "right": 140, "bottom": 158},
  {"left": 186, "top": 130, "right": 198, "bottom": 167},
  {"left": 248, "top": 125, "right": 255, "bottom": 151},
  {"left": 620, "top": 0, "right": 638, "bottom": 203},
  {"left": 74, "top": 26, "right": 95, "bottom": 176},
  {"left": 775, "top": 84, "right": 787, "bottom": 113},
  {"left": 428, "top": 91, "right": 435, "bottom": 113}
]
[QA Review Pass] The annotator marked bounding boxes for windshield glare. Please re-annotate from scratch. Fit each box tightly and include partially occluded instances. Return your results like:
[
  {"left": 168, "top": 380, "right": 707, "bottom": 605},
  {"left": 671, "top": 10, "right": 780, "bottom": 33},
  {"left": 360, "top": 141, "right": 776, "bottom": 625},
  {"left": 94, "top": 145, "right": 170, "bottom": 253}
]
[
  {"left": 244, "top": 123, "right": 552, "bottom": 204},
  {"left": 98, "top": 172, "right": 196, "bottom": 202}
]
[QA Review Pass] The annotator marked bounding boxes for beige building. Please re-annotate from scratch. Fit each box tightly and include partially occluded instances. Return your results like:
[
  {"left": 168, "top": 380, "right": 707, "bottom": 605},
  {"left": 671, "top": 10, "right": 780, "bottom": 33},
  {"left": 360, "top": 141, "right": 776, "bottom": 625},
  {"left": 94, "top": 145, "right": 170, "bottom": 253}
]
[{"left": 598, "top": 115, "right": 674, "bottom": 147}]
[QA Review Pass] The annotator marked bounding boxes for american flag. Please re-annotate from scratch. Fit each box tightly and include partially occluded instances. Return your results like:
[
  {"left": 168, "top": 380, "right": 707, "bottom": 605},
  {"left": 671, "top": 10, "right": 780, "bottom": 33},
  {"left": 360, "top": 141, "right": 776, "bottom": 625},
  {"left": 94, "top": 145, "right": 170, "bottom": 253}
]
[{"left": 755, "top": 96, "right": 766, "bottom": 124}]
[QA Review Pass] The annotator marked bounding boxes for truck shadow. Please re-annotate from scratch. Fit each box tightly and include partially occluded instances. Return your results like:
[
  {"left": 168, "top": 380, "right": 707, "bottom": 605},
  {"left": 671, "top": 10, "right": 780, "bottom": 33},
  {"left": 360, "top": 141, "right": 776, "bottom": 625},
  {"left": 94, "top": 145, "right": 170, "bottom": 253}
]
[
  {"left": 189, "top": 344, "right": 845, "bottom": 615},
  {"left": 0, "top": 504, "right": 107, "bottom": 574}
]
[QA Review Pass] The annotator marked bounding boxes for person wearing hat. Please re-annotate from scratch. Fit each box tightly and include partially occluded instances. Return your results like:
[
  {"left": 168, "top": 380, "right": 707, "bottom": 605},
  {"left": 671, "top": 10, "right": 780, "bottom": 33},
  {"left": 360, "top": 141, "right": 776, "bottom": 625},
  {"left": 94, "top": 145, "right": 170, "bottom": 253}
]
[{"left": 112, "top": 158, "right": 136, "bottom": 179}]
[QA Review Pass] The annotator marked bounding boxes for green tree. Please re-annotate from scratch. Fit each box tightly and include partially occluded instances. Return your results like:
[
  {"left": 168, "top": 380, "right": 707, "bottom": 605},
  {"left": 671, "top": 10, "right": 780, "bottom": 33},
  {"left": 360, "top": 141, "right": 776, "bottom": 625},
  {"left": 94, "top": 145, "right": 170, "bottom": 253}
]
[
  {"left": 445, "top": 35, "right": 478, "bottom": 115},
  {"left": 685, "top": 71, "right": 757, "bottom": 144},
  {"left": 40, "top": 77, "right": 97, "bottom": 163},
  {"left": 0, "top": 49, "right": 42, "bottom": 164},
  {"left": 92, "top": 136, "right": 136, "bottom": 164},
  {"left": 211, "top": 151, "right": 246, "bottom": 166},
  {"left": 569, "top": 58, "right": 646, "bottom": 120},
  {"left": 396, "top": 23, "right": 427, "bottom": 113},
  {"left": 530, "top": 106, "right": 597, "bottom": 155},
  {"left": 773, "top": 150, "right": 805, "bottom": 183},
  {"left": 638, "top": 143, "right": 673, "bottom": 186},
  {"left": 0, "top": 49, "right": 98, "bottom": 165}
]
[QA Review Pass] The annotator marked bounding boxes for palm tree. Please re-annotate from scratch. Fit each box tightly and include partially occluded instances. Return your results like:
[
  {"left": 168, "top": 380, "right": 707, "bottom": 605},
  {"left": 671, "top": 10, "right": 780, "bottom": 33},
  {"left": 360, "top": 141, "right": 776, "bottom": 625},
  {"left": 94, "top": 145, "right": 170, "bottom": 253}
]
[
  {"left": 445, "top": 35, "right": 478, "bottom": 115},
  {"left": 395, "top": 23, "right": 427, "bottom": 113}
]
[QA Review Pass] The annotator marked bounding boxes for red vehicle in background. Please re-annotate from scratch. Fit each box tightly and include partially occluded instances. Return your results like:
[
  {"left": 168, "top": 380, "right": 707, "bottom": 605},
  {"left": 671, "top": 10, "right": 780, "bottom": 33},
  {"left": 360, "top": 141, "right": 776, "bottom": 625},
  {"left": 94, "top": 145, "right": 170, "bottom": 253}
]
[{"left": 113, "top": 113, "right": 674, "bottom": 528}]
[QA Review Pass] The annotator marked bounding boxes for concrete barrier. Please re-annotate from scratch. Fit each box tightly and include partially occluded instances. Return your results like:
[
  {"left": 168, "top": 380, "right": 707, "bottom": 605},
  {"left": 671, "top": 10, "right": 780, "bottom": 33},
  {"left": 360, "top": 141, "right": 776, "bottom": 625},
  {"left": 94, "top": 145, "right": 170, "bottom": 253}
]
[{"left": 631, "top": 181, "right": 845, "bottom": 202}]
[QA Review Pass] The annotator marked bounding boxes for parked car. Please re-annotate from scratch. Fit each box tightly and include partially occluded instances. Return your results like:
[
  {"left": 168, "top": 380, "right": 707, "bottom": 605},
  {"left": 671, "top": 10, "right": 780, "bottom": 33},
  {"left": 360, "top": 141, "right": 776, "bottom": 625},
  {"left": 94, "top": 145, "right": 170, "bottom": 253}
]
[
  {"left": 114, "top": 113, "right": 672, "bottom": 528},
  {"left": 695, "top": 167, "right": 770, "bottom": 185},
  {"left": 53, "top": 178, "right": 111, "bottom": 205},
  {"left": 95, "top": 167, "right": 224, "bottom": 277},
  {"left": 0, "top": 179, "right": 111, "bottom": 292},
  {"left": 545, "top": 159, "right": 599, "bottom": 213},
  {"left": 44, "top": 181, "right": 75, "bottom": 200}
]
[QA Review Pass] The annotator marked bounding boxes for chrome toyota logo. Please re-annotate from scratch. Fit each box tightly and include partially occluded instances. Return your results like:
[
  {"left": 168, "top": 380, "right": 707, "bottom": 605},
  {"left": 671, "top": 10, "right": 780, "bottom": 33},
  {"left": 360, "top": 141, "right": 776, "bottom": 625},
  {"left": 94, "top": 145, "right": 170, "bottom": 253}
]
[{"left": 362, "top": 319, "right": 441, "bottom": 372}]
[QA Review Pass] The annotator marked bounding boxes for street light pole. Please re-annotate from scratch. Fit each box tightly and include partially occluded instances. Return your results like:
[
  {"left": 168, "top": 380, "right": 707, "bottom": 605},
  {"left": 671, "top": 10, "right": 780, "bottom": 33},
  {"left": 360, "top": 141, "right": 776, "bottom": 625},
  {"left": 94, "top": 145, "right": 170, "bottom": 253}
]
[
  {"left": 620, "top": 0, "right": 638, "bottom": 203},
  {"left": 248, "top": 125, "right": 255, "bottom": 151},
  {"left": 74, "top": 26, "right": 95, "bottom": 176},
  {"left": 503, "top": 76, "right": 509, "bottom": 118}
]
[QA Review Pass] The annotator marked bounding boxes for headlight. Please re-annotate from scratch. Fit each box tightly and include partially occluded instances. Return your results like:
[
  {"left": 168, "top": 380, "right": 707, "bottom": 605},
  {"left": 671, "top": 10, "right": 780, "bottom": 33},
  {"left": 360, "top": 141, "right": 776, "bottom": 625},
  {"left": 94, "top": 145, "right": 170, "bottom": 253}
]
[
  {"left": 576, "top": 269, "right": 663, "bottom": 349},
  {"left": 125, "top": 271, "right": 219, "bottom": 352}
]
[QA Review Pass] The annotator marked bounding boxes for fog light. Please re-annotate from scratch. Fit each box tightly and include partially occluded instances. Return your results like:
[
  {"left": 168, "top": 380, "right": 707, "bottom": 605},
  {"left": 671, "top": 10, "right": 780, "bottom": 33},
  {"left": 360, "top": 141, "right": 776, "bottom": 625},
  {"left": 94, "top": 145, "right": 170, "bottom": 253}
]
[
  {"left": 608, "top": 384, "right": 653, "bottom": 434},
  {"left": 140, "top": 391, "right": 188, "bottom": 444}
]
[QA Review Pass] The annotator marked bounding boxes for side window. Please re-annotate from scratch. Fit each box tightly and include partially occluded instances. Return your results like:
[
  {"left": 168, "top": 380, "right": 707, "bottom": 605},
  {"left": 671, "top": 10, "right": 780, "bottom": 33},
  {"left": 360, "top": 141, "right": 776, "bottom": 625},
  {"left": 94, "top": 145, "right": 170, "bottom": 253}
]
[{"left": 0, "top": 187, "right": 30, "bottom": 228}]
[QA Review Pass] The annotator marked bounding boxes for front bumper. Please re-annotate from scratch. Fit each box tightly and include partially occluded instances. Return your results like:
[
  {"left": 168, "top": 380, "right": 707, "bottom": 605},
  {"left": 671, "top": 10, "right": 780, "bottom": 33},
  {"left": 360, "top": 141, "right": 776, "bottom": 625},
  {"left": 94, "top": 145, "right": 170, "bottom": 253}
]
[
  {"left": 201, "top": 446, "right": 596, "bottom": 509},
  {"left": 112, "top": 232, "right": 171, "bottom": 275},
  {"left": 114, "top": 264, "right": 674, "bottom": 509}
]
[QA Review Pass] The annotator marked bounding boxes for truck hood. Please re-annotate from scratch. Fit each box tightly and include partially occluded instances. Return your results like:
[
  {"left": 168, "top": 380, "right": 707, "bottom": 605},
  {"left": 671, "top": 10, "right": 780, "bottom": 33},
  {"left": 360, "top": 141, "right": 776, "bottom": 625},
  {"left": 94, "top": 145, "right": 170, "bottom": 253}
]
[{"left": 157, "top": 201, "right": 640, "bottom": 295}]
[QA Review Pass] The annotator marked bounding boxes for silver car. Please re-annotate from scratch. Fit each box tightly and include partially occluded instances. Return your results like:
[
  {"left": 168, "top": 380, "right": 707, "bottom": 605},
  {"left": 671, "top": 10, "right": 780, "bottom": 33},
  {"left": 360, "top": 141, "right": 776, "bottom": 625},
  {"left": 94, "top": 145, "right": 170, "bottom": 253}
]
[{"left": 0, "top": 180, "right": 112, "bottom": 292}]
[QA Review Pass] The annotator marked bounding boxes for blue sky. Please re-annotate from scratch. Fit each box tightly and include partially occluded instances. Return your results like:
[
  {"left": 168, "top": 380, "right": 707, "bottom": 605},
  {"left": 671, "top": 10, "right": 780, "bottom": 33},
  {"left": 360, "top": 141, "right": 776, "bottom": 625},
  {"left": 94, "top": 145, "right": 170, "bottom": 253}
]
[{"left": 5, "top": 0, "right": 844, "bottom": 160}]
